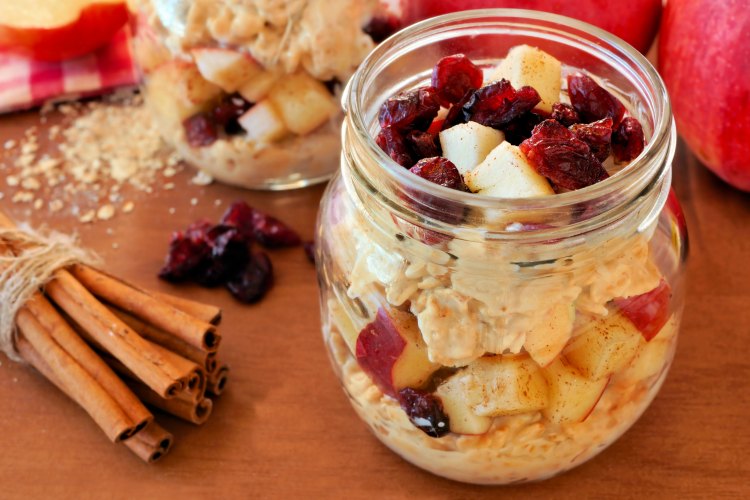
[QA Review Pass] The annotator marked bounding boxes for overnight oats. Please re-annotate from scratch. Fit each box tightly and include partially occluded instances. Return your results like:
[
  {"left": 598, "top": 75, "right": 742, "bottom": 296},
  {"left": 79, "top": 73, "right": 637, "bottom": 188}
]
[
  {"left": 130, "top": 0, "right": 390, "bottom": 190},
  {"left": 315, "top": 11, "right": 687, "bottom": 484}
]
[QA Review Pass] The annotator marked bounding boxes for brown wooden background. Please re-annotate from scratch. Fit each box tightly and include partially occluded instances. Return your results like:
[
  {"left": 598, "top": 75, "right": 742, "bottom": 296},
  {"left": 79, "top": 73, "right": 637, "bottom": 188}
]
[{"left": 0, "top": 108, "right": 747, "bottom": 499}]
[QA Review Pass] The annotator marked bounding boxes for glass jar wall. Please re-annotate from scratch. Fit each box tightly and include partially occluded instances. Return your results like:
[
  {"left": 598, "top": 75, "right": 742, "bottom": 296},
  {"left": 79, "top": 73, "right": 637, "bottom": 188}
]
[{"left": 315, "top": 10, "right": 686, "bottom": 484}]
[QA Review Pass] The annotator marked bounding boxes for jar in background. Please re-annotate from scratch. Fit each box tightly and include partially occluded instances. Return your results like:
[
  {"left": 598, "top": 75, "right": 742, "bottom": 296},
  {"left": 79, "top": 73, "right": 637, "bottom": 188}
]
[
  {"left": 315, "top": 10, "right": 686, "bottom": 484},
  {"left": 130, "top": 0, "right": 382, "bottom": 190}
]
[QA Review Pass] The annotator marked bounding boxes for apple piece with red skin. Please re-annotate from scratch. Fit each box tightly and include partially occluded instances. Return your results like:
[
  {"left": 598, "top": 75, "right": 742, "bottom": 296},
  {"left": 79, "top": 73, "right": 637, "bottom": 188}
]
[
  {"left": 400, "top": 0, "right": 661, "bottom": 54},
  {"left": 542, "top": 357, "right": 609, "bottom": 424},
  {"left": 612, "top": 279, "right": 671, "bottom": 342},
  {"left": 659, "top": 0, "right": 750, "bottom": 191},
  {"left": 0, "top": 0, "right": 129, "bottom": 62},
  {"left": 355, "top": 307, "right": 440, "bottom": 398}
]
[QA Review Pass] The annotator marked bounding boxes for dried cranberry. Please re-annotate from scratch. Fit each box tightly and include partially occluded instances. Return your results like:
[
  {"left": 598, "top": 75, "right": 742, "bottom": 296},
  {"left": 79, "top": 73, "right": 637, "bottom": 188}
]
[
  {"left": 502, "top": 110, "right": 545, "bottom": 145},
  {"left": 612, "top": 117, "right": 645, "bottom": 163},
  {"left": 194, "top": 225, "right": 250, "bottom": 287},
  {"left": 303, "top": 241, "right": 316, "bottom": 264},
  {"left": 570, "top": 117, "right": 614, "bottom": 163},
  {"left": 409, "top": 157, "right": 467, "bottom": 191},
  {"left": 406, "top": 130, "right": 441, "bottom": 160},
  {"left": 520, "top": 119, "right": 609, "bottom": 190},
  {"left": 226, "top": 252, "right": 274, "bottom": 303},
  {"left": 551, "top": 102, "right": 580, "bottom": 127},
  {"left": 183, "top": 112, "right": 218, "bottom": 147},
  {"left": 376, "top": 126, "right": 414, "bottom": 167},
  {"left": 158, "top": 221, "right": 213, "bottom": 282},
  {"left": 398, "top": 388, "right": 450, "bottom": 438},
  {"left": 378, "top": 86, "right": 440, "bottom": 132},
  {"left": 363, "top": 14, "right": 401, "bottom": 43},
  {"left": 567, "top": 74, "right": 626, "bottom": 125},
  {"left": 251, "top": 210, "right": 302, "bottom": 248},
  {"left": 213, "top": 94, "right": 251, "bottom": 124},
  {"left": 463, "top": 80, "right": 541, "bottom": 129},
  {"left": 441, "top": 90, "right": 473, "bottom": 130},
  {"left": 431, "top": 54, "right": 483, "bottom": 107},
  {"left": 220, "top": 201, "right": 256, "bottom": 242}
]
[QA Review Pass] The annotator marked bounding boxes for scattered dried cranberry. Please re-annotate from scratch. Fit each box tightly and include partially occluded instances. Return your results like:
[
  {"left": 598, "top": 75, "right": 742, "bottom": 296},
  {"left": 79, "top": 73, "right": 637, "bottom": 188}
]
[
  {"left": 612, "top": 117, "right": 645, "bottom": 163},
  {"left": 376, "top": 126, "right": 414, "bottom": 167},
  {"left": 303, "top": 241, "right": 316, "bottom": 264},
  {"left": 251, "top": 210, "right": 302, "bottom": 248},
  {"left": 158, "top": 220, "right": 213, "bottom": 282},
  {"left": 502, "top": 110, "right": 545, "bottom": 145},
  {"left": 409, "top": 157, "right": 467, "bottom": 191},
  {"left": 226, "top": 252, "right": 274, "bottom": 303},
  {"left": 567, "top": 74, "right": 626, "bottom": 125},
  {"left": 431, "top": 54, "right": 483, "bottom": 107},
  {"left": 378, "top": 86, "right": 440, "bottom": 132},
  {"left": 398, "top": 388, "right": 450, "bottom": 438},
  {"left": 363, "top": 14, "right": 401, "bottom": 43},
  {"left": 520, "top": 119, "right": 609, "bottom": 190},
  {"left": 213, "top": 94, "right": 252, "bottom": 135},
  {"left": 463, "top": 80, "right": 541, "bottom": 129},
  {"left": 406, "top": 130, "right": 441, "bottom": 160},
  {"left": 184, "top": 112, "right": 218, "bottom": 148},
  {"left": 441, "top": 90, "right": 473, "bottom": 130},
  {"left": 220, "top": 201, "right": 256, "bottom": 242},
  {"left": 570, "top": 117, "right": 613, "bottom": 163},
  {"left": 194, "top": 225, "right": 250, "bottom": 287},
  {"left": 550, "top": 102, "right": 580, "bottom": 127}
]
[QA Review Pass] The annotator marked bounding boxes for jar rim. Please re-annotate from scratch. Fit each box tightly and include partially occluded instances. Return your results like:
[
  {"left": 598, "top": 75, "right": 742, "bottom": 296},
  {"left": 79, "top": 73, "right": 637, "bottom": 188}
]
[{"left": 344, "top": 8, "right": 674, "bottom": 219}]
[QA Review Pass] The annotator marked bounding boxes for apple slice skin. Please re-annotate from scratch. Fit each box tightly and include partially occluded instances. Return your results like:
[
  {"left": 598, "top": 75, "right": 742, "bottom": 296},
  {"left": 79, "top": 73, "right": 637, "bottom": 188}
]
[
  {"left": 613, "top": 280, "right": 671, "bottom": 342},
  {"left": 0, "top": 2, "right": 129, "bottom": 61}
]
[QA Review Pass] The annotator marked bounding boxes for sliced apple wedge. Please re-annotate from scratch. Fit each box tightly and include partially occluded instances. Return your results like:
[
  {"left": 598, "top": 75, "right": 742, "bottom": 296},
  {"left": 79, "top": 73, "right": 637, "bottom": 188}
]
[
  {"left": 464, "top": 355, "right": 548, "bottom": 417},
  {"left": 564, "top": 312, "right": 642, "bottom": 380},
  {"left": 238, "top": 69, "right": 282, "bottom": 103},
  {"left": 192, "top": 48, "right": 264, "bottom": 93},
  {"left": 489, "top": 45, "right": 562, "bottom": 113},
  {"left": 355, "top": 307, "right": 440, "bottom": 397},
  {"left": 435, "top": 372, "right": 492, "bottom": 435},
  {"left": 237, "top": 100, "right": 289, "bottom": 143},
  {"left": 145, "top": 61, "right": 222, "bottom": 129},
  {"left": 464, "top": 142, "right": 554, "bottom": 197},
  {"left": 438, "top": 122, "right": 505, "bottom": 175},
  {"left": 523, "top": 303, "right": 575, "bottom": 367},
  {"left": 542, "top": 357, "right": 609, "bottom": 424},
  {"left": 267, "top": 71, "right": 339, "bottom": 135}
]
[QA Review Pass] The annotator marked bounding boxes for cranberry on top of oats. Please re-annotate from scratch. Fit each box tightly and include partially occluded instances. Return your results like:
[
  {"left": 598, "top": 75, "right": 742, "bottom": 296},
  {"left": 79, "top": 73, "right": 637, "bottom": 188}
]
[{"left": 376, "top": 45, "right": 646, "bottom": 196}]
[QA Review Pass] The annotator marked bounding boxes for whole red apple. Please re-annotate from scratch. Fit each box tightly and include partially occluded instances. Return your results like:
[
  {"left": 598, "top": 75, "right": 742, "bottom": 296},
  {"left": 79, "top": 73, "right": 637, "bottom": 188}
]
[
  {"left": 0, "top": 0, "right": 129, "bottom": 61},
  {"left": 659, "top": 0, "right": 750, "bottom": 191},
  {"left": 400, "top": 0, "right": 662, "bottom": 54}
]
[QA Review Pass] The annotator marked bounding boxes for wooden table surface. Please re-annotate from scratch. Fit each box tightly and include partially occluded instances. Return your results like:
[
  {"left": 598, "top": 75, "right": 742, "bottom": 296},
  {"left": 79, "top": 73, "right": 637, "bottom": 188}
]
[{"left": 0, "top": 108, "right": 747, "bottom": 500}]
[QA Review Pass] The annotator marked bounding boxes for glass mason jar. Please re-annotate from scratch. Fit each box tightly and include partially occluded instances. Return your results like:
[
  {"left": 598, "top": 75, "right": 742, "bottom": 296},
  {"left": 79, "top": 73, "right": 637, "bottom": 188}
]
[
  {"left": 129, "top": 0, "right": 380, "bottom": 190},
  {"left": 315, "top": 10, "right": 687, "bottom": 484}
]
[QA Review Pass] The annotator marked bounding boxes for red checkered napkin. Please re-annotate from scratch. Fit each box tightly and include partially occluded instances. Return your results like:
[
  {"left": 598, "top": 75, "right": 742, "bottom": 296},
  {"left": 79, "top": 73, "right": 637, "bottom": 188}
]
[{"left": 0, "top": 25, "right": 139, "bottom": 114}]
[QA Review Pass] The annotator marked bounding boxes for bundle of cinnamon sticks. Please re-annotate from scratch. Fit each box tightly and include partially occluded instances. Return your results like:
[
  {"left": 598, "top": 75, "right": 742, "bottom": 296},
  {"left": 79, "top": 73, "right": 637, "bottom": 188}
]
[{"left": 1, "top": 213, "right": 229, "bottom": 463}]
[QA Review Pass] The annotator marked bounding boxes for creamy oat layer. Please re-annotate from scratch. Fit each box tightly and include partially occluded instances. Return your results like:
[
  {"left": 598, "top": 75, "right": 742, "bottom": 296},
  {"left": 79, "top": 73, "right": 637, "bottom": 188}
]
[{"left": 138, "top": 0, "right": 378, "bottom": 81}]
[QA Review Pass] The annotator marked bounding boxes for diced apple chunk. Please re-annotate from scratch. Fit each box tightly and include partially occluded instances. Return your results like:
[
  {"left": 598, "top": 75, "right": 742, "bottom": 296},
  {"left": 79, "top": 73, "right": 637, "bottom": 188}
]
[
  {"left": 464, "top": 355, "right": 548, "bottom": 417},
  {"left": 145, "top": 61, "right": 222, "bottom": 128},
  {"left": 238, "top": 100, "right": 289, "bottom": 143},
  {"left": 489, "top": 45, "right": 562, "bottom": 113},
  {"left": 192, "top": 48, "right": 264, "bottom": 93},
  {"left": 267, "top": 71, "right": 339, "bottom": 135},
  {"left": 524, "top": 303, "right": 575, "bottom": 367},
  {"left": 238, "top": 69, "right": 282, "bottom": 103},
  {"left": 464, "top": 142, "right": 554, "bottom": 197},
  {"left": 355, "top": 308, "right": 439, "bottom": 397},
  {"left": 435, "top": 372, "right": 492, "bottom": 435},
  {"left": 564, "top": 312, "right": 642, "bottom": 380},
  {"left": 618, "top": 338, "right": 672, "bottom": 385},
  {"left": 438, "top": 122, "right": 505, "bottom": 175},
  {"left": 542, "top": 358, "right": 609, "bottom": 424}
]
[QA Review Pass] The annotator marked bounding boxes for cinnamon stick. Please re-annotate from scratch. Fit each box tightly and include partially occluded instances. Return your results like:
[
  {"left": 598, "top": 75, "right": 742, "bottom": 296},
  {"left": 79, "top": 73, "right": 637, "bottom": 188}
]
[
  {"left": 127, "top": 379, "right": 213, "bottom": 425},
  {"left": 207, "top": 363, "right": 229, "bottom": 397},
  {"left": 122, "top": 422, "right": 173, "bottom": 464},
  {"left": 70, "top": 265, "right": 220, "bottom": 352},
  {"left": 46, "top": 270, "right": 184, "bottom": 398},
  {"left": 150, "top": 291, "right": 222, "bottom": 325},
  {"left": 23, "top": 294, "right": 153, "bottom": 429},
  {"left": 15, "top": 316, "right": 137, "bottom": 442}
]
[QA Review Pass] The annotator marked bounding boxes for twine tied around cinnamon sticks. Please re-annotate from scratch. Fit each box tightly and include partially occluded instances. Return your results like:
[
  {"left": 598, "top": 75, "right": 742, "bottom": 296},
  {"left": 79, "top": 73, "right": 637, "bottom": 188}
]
[
  {"left": 0, "top": 225, "right": 99, "bottom": 361},
  {"left": 0, "top": 211, "right": 229, "bottom": 463}
]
